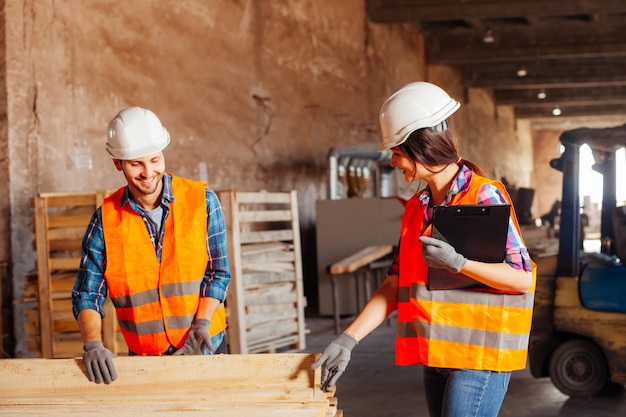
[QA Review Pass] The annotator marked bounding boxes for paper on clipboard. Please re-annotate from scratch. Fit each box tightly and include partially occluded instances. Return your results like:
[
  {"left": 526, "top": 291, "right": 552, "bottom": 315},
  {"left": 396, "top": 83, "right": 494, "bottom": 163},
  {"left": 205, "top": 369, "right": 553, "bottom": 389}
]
[{"left": 427, "top": 204, "right": 510, "bottom": 291}]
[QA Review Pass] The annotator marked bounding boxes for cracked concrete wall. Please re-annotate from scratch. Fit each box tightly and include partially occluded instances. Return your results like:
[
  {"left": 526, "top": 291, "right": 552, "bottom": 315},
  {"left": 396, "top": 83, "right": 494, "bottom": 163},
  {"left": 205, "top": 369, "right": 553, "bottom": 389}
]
[{"left": 2, "top": 0, "right": 532, "bottom": 356}]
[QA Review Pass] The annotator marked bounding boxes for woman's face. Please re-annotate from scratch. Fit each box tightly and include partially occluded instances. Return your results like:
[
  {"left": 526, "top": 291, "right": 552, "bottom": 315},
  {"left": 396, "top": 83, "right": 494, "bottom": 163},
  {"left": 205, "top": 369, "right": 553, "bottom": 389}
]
[{"left": 390, "top": 147, "right": 421, "bottom": 182}]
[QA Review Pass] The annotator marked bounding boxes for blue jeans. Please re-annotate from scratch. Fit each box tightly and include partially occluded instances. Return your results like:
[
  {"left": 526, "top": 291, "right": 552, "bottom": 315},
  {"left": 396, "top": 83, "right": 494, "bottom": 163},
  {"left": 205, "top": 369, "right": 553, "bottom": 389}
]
[{"left": 423, "top": 366, "right": 511, "bottom": 417}]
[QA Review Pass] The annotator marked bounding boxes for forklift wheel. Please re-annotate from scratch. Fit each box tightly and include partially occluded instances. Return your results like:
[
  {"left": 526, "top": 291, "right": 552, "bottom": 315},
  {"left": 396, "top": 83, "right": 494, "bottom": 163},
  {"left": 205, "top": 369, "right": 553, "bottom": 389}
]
[{"left": 549, "top": 338, "right": 609, "bottom": 397}]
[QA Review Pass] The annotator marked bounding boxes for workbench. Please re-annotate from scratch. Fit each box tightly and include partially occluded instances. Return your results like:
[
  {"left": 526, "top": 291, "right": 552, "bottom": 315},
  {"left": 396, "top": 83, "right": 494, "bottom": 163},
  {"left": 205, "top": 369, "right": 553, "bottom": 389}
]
[{"left": 0, "top": 353, "right": 340, "bottom": 416}]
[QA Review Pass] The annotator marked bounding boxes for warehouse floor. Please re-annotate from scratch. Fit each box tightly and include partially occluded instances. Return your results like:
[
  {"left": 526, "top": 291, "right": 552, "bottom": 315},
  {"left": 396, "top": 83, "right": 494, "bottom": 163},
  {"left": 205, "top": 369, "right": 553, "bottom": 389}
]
[{"left": 303, "top": 312, "right": 626, "bottom": 417}]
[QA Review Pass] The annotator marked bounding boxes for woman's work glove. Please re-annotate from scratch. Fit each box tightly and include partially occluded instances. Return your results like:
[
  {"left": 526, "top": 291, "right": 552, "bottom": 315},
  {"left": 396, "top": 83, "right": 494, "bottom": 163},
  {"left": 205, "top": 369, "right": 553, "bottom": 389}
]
[
  {"left": 419, "top": 235, "right": 467, "bottom": 273},
  {"left": 311, "top": 332, "right": 358, "bottom": 392},
  {"left": 174, "top": 319, "right": 215, "bottom": 355},
  {"left": 83, "top": 341, "right": 117, "bottom": 384}
]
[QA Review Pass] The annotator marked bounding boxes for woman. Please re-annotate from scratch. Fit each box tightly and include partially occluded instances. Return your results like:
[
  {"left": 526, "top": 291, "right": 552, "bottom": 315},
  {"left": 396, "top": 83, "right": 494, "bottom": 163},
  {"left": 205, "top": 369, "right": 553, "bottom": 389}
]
[{"left": 313, "top": 82, "right": 535, "bottom": 417}]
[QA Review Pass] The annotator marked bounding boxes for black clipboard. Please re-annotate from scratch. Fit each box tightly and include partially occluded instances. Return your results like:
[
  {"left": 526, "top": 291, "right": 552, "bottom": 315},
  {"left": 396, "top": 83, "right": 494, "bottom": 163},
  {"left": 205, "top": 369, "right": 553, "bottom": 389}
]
[{"left": 427, "top": 204, "right": 510, "bottom": 290}]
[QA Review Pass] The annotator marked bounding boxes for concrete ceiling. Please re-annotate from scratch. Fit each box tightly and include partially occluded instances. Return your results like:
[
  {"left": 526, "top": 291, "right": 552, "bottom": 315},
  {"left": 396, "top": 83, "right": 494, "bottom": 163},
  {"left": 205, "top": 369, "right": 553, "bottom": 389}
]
[{"left": 366, "top": 0, "right": 626, "bottom": 128}]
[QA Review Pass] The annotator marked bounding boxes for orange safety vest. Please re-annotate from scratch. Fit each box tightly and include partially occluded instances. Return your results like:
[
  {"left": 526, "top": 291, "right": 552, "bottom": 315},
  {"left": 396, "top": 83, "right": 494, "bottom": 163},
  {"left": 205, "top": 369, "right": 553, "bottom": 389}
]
[
  {"left": 395, "top": 172, "right": 536, "bottom": 371},
  {"left": 102, "top": 175, "right": 226, "bottom": 355}
]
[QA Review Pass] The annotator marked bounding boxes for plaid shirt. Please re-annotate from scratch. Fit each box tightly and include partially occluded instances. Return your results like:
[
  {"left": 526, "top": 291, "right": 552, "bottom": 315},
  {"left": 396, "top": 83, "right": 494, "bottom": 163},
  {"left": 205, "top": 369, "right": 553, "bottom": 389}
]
[
  {"left": 388, "top": 164, "right": 532, "bottom": 276},
  {"left": 72, "top": 173, "right": 230, "bottom": 319}
]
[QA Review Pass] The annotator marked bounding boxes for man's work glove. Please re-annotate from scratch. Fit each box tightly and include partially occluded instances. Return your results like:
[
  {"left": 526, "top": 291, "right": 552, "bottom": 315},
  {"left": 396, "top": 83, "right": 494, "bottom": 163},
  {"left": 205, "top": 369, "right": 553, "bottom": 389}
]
[
  {"left": 420, "top": 235, "right": 467, "bottom": 273},
  {"left": 83, "top": 341, "right": 117, "bottom": 384},
  {"left": 311, "top": 332, "right": 358, "bottom": 392},
  {"left": 174, "top": 319, "right": 215, "bottom": 355}
]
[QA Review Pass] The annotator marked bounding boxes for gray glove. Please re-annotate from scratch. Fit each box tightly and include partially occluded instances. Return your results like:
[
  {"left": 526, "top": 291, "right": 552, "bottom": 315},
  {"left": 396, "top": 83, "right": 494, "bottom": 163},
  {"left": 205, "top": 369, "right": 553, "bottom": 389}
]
[
  {"left": 311, "top": 332, "right": 358, "bottom": 392},
  {"left": 419, "top": 235, "right": 467, "bottom": 273},
  {"left": 174, "top": 319, "right": 215, "bottom": 355},
  {"left": 83, "top": 341, "right": 117, "bottom": 384}
]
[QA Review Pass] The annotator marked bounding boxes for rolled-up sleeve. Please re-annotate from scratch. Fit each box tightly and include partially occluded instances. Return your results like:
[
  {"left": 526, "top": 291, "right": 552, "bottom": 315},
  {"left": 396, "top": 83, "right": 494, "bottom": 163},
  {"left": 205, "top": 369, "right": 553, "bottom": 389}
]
[
  {"left": 200, "top": 188, "right": 231, "bottom": 302},
  {"left": 72, "top": 208, "right": 108, "bottom": 319}
]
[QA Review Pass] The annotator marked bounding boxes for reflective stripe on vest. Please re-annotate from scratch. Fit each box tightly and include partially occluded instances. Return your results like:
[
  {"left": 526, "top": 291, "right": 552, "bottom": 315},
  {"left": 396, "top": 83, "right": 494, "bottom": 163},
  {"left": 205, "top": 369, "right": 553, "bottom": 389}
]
[
  {"left": 102, "top": 175, "right": 225, "bottom": 355},
  {"left": 395, "top": 173, "right": 536, "bottom": 371}
]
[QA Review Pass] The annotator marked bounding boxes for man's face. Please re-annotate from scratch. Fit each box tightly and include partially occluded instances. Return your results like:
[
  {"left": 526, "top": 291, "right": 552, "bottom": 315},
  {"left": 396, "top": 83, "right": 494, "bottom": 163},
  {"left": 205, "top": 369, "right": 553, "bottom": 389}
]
[{"left": 114, "top": 152, "right": 165, "bottom": 198}]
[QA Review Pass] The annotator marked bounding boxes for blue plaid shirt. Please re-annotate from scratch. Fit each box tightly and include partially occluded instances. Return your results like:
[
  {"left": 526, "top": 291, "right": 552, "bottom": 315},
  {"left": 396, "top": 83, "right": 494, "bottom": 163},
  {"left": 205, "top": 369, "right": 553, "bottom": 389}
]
[{"left": 72, "top": 174, "right": 230, "bottom": 327}]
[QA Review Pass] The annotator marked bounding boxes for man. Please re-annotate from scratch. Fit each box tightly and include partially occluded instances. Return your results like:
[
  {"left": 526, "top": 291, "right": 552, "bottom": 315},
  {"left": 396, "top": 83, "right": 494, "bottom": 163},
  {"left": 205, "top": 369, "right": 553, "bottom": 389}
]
[{"left": 72, "top": 106, "right": 230, "bottom": 384}]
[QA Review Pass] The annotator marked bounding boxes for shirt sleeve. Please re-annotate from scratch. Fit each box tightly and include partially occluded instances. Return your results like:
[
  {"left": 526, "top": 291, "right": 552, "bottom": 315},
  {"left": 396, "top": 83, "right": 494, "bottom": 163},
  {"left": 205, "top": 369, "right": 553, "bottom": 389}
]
[
  {"left": 200, "top": 188, "right": 231, "bottom": 302},
  {"left": 72, "top": 208, "right": 108, "bottom": 319},
  {"left": 476, "top": 183, "right": 533, "bottom": 272}
]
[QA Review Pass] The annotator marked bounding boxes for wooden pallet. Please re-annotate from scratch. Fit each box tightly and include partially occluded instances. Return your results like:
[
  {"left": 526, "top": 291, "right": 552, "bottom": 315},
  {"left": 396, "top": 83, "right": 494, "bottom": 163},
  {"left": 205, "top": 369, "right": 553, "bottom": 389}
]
[
  {"left": 0, "top": 353, "right": 341, "bottom": 416},
  {"left": 217, "top": 190, "right": 307, "bottom": 354},
  {"left": 32, "top": 190, "right": 125, "bottom": 358}
]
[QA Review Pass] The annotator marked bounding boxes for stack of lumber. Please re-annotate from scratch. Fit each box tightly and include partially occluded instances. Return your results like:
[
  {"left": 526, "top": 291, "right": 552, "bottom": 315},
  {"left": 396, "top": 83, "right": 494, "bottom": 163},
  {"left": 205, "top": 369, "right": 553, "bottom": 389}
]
[
  {"left": 217, "top": 190, "right": 307, "bottom": 354},
  {"left": 31, "top": 191, "right": 124, "bottom": 358},
  {"left": 0, "top": 353, "right": 341, "bottom": 416}
]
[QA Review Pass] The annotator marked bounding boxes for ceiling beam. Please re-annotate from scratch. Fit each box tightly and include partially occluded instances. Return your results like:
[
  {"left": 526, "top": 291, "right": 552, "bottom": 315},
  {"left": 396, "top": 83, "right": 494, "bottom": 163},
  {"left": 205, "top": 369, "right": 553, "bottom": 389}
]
[
  {"left": 366, "top": 0, "right": 626, "bottom": 23},
  {"left": 463, "top": 60, "right": 626, "bottom": 89},
  {"left": 514, "top": 103, "right": 626, "bottom": 119},
  {"left": 429, "top": 42, "right": 626, "bottom": 64},
  {"left": 494, "top": 86, "right": 626, "bottom": 105}
]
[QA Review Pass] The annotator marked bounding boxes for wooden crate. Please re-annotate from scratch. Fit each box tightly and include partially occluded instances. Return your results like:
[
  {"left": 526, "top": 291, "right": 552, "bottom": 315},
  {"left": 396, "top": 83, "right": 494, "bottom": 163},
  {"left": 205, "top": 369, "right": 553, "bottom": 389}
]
[
  {"left": 218, "top": 190, "right": 307, "bottom": 354},
  {"left": 32, "top": 190, "right": 125, "bottom": 358},
  {"left": 0, "top": 353, "right": 342, "bottom": 416}
]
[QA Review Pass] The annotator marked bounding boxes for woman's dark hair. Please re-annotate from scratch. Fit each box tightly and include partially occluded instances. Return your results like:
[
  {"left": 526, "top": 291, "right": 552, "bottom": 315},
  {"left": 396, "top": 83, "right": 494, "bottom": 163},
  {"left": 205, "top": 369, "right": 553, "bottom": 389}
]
[{"left": 397, "top": 127, "right": 486, "bottom": 176}]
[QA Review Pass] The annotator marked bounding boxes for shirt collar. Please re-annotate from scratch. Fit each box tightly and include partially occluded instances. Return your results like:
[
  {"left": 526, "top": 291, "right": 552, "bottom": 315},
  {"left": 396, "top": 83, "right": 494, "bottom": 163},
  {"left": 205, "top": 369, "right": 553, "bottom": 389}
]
[{"left": 418, "top": 164, "right": 473, "bottom": 208}]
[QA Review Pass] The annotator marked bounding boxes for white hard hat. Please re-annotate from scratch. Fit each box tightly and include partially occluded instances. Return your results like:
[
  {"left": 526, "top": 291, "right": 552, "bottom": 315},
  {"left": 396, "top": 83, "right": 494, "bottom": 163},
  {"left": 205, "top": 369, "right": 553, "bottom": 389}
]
[
  {"left": 106, "top": 107, "right": 170, "bottom": 159},
  {"left": 378, "top": 82, "right": 460, "bottom": 152}
]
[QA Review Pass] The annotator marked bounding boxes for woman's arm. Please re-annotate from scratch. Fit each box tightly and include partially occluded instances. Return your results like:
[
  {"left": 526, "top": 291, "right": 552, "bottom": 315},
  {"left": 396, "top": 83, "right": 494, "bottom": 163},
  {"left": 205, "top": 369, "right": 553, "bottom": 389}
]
[{"left": 460, "top": 260, "right": 533, "bottom": 293}]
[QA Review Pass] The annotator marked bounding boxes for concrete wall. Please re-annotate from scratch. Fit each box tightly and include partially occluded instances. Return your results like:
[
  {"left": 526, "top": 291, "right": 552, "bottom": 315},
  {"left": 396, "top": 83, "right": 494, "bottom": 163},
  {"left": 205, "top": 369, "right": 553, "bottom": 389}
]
[{"left": 2, "top": 0, "right": 534, "bottom": 356}]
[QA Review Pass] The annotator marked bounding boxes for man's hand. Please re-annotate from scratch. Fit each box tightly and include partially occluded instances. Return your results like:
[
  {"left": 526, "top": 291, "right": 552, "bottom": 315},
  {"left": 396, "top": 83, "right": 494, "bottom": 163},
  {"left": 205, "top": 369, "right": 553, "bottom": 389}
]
[
  {"left": 311, "top": 332, "right": 357, "bottom": 392},
  {"left": 83, "top": 341, "right": 117, "bottom": 384},
  {"left": 174, "top": 319, "right": 215, "bottom": 355},
  {"left": 419, "top": 235, "right": 467, "bottom": 273}
]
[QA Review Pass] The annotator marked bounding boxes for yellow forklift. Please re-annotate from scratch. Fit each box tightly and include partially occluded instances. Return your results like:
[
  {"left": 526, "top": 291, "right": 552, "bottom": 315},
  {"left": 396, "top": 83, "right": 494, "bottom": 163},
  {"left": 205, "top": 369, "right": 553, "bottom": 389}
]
[{"left": 529, "top": 125, "right": 626, "bottom": 396}]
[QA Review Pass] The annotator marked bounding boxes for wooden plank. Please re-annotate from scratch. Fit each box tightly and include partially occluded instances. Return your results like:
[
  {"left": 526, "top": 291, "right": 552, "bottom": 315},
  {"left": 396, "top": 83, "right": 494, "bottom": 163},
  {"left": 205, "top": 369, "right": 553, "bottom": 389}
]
[
  {"left": 47, "top": 226, "right": 85, "bottom": 241},
  {"left": 47, "top": 214, "right": 93, "bottom": 229},
  {"left": 247, "top": 320, "right": 300, "bottom": 344},
  {"left": 49, "top": 257, "right": 81, "bottom": 271},
  {"left": 248, "top": 335, "right": 300, "bottom": 353},
  {"left": 48, "top": 238, "right": 82, "bottom": 251},
  {"left": 242, "top": 250, "right": 296, "bottom": 263},
  {"left": 244, "top": 262, "right": 296, "bottom": 273},
  {"left": 245, "top": 304, "right": 298, "bottom": 325},
  {"left": 218, "top": 190, "right": 247, "bottom": 354},
  {"left": 235, "top": 191, "right": 293, "bottom": 204},
  {"left": 0, "top": 354, "right": 320, "bottom": 393},
  {"left": 329, "top": 245, "right": 394, "bottom": 275},
  {"left": 0, "top": 354, "right": 337, "bottom": 416},
  {"left": 38, "top": 192, "right": 98, "bottom": 207},
  {"left": 289, "top": 190, "right": 307, "bottom": 350},
  {"left": 50, "top": 279, "right": 75, "bottom": 298},
  {"left": 244, "top": 284, "right": 297, "bottom": 306},
  {"left": 0, "top": 403, "right": 331, "bottom": 417},
  {"left": 34, "top": 196, "right": 53, "bottom": 359},
  {"left": 240, "top": 242, "right": 291, "bottom": 255},
  {"left": 243, "top": 271, "right": 296, "bottom": 288},
  {"left": 239, "top": 209, "right": 293, "bottom": 222},
  {"left": 240, "top": 229, "right": 294, "bottom": 244}
]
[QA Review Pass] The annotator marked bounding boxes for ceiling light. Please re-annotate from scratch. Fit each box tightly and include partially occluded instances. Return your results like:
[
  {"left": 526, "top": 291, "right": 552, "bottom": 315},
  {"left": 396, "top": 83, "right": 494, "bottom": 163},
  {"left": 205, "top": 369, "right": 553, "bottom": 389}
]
[
  {"left": 516, "top": 67, "right": 528, "bottom": 77},
  {"left": 537, "top": 89, "right": 547, "bottom": 100},
  {"left": 552, "top": 106, "right": 562, "bottom": 116},
  {"left": 482, "top": 28, "right": 495, "bottom": 44}
]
